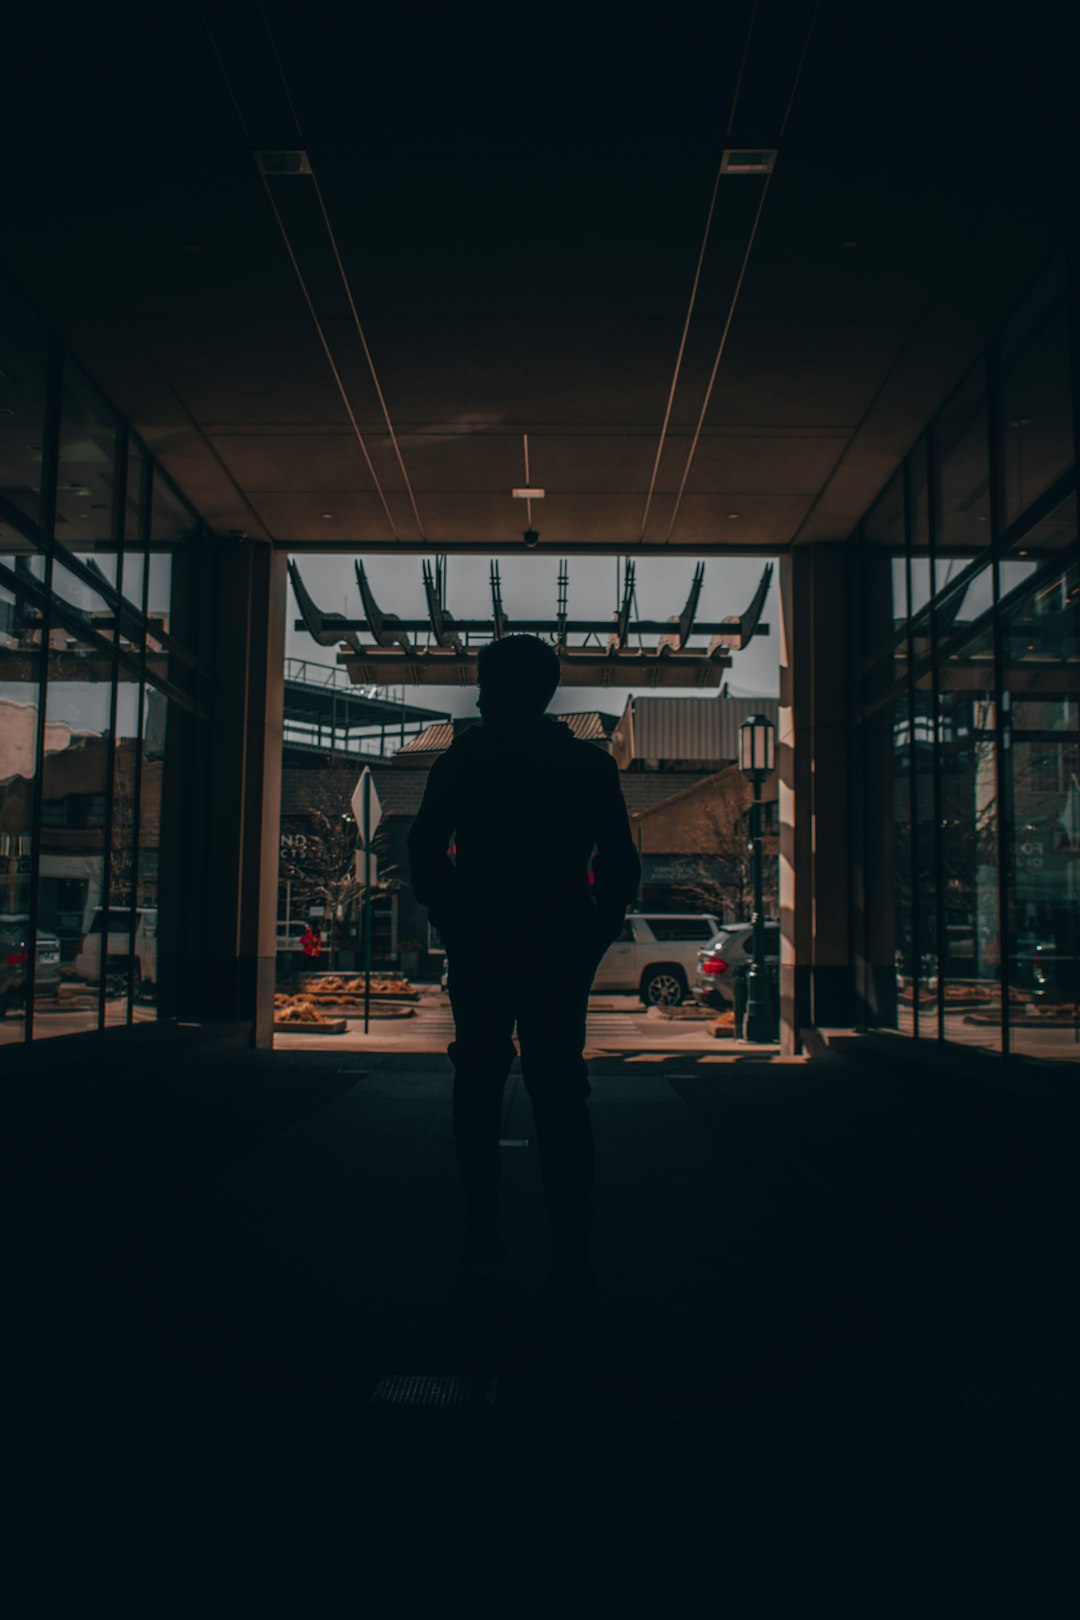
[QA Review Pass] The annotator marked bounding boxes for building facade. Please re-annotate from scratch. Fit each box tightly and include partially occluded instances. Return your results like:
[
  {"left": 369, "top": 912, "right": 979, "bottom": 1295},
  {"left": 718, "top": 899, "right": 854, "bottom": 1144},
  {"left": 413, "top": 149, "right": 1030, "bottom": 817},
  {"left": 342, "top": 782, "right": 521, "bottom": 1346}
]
[
  {"left": 846, "top": 249, "right": 1079, "bottom": 1061},
  {"left": 3, "top": 238, "right": 1078, "bottom": 1062}
]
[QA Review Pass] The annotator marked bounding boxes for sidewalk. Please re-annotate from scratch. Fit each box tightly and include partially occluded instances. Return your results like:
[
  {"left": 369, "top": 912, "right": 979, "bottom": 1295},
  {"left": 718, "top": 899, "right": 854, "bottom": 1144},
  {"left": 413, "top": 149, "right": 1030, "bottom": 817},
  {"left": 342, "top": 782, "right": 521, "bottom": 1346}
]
[{"left": 3, "top": 1032, "right": 1076, "bottom": 1508}]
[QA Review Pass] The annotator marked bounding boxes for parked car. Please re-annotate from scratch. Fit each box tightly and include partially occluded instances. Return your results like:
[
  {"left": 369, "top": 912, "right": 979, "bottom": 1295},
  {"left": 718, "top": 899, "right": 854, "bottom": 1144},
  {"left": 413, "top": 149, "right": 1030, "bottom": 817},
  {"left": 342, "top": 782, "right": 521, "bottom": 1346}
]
[
  {"left": 435, "top": 913, "right": 720, "bottom": 1005},
  {"left": 276, "top": 919, "right": 311, "bottom": 955},
  {"left": 75, "top": 907, "right": 157, "bottom": 997},
  {"left": 593, "top": 913, "right": 722, "bottom": 1006},
  {"left": 694, "top": 921, "right": 780, "bottom": 1008},
  {"left": 1032, "top": 943, "right": 1080, "bottom": 1002},
  {"left": 0, "top": 915, "right": 62, "bottom": 1014}
]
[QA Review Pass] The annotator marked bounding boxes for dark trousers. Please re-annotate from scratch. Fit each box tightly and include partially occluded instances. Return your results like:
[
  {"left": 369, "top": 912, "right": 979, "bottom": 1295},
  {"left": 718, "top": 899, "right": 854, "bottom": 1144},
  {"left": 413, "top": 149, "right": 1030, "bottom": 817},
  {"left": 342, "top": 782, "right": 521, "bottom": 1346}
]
[{"left": 447, "top": 952, "right": 596, "bottom": 1234}]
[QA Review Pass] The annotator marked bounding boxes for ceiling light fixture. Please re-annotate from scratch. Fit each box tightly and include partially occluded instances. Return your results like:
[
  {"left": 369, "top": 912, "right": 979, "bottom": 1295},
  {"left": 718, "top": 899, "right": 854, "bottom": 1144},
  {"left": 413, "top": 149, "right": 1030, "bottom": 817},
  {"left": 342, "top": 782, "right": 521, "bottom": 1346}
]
[
  {"left": 728, "top": 512, "right": 740, "bottom": 520},
  {"left": 322, "top": 512, "right": 334, "bottom": 519},
  {"left": 720, "top": 148, "right": 777, "bottom": 175}
]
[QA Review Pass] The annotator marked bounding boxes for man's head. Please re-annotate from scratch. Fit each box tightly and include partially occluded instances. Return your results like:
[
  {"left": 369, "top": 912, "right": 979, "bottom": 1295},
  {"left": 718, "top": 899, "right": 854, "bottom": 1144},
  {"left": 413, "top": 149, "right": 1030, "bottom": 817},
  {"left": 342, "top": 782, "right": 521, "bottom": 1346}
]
[{"left": 476, "top": 634, "right": 561, "bottom": 722}]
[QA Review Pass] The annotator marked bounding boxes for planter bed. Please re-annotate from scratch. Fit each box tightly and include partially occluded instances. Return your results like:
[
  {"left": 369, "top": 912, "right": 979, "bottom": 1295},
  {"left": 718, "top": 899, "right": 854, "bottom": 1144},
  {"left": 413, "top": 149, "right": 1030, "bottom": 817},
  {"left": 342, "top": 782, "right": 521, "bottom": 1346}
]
[
  {"left": 964, "top": 1007, "right": 1078, "bottom": 1028},
  {"left": 346, "top": 1004, "right": 416, "bottom": 1021},
  {"left": 297, "top": 976, "right": 419, "bottom": 1002},
  {"left": 273, "top": 1018, "right": 347, "bottom": 1036},
  {"left": 649, "top": 1003, "right": 718, "bottom": 1021},
  {"left": 297, "top": 984, "right": 420, "bottom": 997}
]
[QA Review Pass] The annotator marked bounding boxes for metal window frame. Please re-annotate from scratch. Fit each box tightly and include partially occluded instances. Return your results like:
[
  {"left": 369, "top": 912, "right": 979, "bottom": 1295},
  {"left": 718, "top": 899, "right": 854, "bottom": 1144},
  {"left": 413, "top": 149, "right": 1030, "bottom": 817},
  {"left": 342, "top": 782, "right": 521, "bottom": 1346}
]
[
  {"left": 25, "top": 337, "right": 63, "bottom": 1042},
  {"left": 901, "top": 458, "right": 920, "bottom": 1038},
  {"left": 97, "top": 423, "right": 128, "bottom": 1032},
  {"left": 987, "top": 332, "right": 1011, "bottom": 1056},
  {"left": 122, "top": 432, "right": 159, "bottom": 1022}
]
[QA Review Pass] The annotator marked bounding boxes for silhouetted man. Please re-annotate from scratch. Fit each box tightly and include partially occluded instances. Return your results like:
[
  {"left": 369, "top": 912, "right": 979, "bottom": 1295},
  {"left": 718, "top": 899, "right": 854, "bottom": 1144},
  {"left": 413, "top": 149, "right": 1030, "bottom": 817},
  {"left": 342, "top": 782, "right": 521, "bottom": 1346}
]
[{"left": 408, "top": 635, "right": 641, "bottom": 1278}]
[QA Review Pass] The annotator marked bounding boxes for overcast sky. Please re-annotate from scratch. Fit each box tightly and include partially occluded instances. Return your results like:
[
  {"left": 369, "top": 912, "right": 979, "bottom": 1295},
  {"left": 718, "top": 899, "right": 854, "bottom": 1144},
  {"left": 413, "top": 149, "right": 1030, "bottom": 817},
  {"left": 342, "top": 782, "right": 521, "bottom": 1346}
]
[{"left": 285, "top": 553, "right": 779, "bottom": 718}]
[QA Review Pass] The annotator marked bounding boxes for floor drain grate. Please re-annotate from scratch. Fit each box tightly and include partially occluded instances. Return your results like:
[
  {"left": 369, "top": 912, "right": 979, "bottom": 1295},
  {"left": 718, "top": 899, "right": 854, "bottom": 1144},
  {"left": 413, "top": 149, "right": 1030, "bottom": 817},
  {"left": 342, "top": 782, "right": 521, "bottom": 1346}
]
[{"left": 371, "top": 1375, "right": 497, "bottom": 1407}]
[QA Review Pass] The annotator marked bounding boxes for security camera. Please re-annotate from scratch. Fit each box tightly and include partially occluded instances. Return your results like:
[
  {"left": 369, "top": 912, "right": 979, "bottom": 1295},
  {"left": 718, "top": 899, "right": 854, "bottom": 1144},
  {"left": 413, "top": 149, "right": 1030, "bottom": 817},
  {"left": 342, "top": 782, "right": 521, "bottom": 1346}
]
[{"left": 523, "top": 528, "right": 540, "bottom": 549}]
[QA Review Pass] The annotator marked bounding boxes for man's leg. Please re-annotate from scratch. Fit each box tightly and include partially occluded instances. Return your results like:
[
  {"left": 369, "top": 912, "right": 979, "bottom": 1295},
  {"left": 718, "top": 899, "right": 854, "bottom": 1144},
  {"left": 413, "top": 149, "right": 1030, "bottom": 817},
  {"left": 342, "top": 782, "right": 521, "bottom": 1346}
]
[
  {"left": 446, "top": 953, "right": 517, "bottom": 1229},
  {"left": 514, "top": 970, "right": 595, "bottom": 1239}
]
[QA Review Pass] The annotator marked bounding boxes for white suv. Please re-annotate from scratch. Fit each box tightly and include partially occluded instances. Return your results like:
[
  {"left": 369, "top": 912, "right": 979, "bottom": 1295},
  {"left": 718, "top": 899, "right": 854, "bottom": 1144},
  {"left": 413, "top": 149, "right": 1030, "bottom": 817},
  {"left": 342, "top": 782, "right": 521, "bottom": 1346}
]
[
  {"left": 593, "top": 913, "right": 722, "bottom": 1006},
  {"left": 75, "top": 907, "right": 157, "bottom": 997}
]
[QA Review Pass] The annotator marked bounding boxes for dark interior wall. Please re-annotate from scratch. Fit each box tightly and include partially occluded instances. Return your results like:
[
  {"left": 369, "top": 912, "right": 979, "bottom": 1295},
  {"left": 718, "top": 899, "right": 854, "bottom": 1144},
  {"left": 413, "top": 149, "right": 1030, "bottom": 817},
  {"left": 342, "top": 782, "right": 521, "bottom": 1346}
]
[
  {"left": 779, "top": 543, "right": 858, "bottom": 1050},
  {"left": 198, "top": 539, "right": 286, "bottom": 1043},
  {"left": 157, "top": 532, "right": 216, "bottom": 1022}
]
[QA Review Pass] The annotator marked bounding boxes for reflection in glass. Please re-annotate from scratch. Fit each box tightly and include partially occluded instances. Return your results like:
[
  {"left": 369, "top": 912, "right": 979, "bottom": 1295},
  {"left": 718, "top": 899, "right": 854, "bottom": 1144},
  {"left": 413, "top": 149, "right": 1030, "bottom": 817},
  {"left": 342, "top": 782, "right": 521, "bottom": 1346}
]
[
  {"left": 33, "top": 638, "right": 113, "bottom": 1039},
  {"left": 0, "top": 571, "right": 43, "bottom": 1045},
  {"left": 0, "top": 284, "right": 51, "bottom": 532},
  {"left": 934, "top": 363, "right": 991, "bottom": 556},
  {"left": 937, "top": 623, "right": 1001, "bottom": 1050},
  {"left": 135, "top": 684, "right": 166, "bottom": 1020},
  {"left": 122, "top": 438, "right": 148, "bottom": 632},
  {"left": 1007, "top": 491, "right": 1077, "bottom": 564},
  {"left": 149, "top": 470, "right": 198, "bottom": 651},
  {"left": 52, "top": 549, "right": 115, "bottom": 644},
  {"left": 104, "top": 671, "right": 141, "bottom": 1027},
  {"left": 1002, "top": 560, "right": 1080, "bottom": 1060},
  {"left": 861, "top": 474, "right": 907, "bottom": 706},
  {"left": 912, "top": 679, "right": 939, "bottom": 1037},
  {"left": 1001, "top": 259, "right": 1074, "bottom": 527},
  {"left": 55, "top": 364, "right": 118, "bottom": 543}
]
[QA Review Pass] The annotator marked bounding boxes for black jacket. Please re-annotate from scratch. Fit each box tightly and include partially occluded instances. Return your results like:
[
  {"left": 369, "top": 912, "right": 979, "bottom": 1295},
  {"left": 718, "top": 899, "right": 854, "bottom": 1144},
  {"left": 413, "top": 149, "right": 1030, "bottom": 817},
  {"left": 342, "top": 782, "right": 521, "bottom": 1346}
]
[{"left": 407, "top": 716, "right": 641, "bottom": 956}]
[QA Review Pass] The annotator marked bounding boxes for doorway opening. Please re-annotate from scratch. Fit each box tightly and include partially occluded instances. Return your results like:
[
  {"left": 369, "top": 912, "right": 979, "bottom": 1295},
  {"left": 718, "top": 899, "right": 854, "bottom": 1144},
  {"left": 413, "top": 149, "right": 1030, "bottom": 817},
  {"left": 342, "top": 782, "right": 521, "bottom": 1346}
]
[{"left": 274, "top": 551, "right": 779, "bottom": 1056}]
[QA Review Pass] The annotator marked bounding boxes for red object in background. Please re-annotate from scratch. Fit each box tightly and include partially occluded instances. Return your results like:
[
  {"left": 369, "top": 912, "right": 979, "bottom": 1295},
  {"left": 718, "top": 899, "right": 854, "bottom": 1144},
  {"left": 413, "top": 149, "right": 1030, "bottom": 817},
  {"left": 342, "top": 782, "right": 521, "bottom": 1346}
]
[
  {"left": 702, "top": 958, "right": 728, "bottom": 975},
  {"left": 301, "top": 926, "right": 322, "bottom": 959}
]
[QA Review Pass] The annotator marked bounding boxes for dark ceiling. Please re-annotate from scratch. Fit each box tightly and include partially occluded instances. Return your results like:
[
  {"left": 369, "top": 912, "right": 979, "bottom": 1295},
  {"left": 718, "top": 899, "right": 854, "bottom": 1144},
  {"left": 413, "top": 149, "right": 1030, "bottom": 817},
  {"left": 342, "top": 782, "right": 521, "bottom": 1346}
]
[{"left": 3, "top": 0, "right": 1079, "bottom": 553}]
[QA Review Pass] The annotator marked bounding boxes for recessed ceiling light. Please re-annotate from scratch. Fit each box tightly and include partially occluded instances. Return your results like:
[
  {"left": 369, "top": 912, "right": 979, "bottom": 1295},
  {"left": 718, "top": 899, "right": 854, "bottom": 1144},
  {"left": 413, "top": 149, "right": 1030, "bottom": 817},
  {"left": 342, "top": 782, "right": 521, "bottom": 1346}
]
[
  {"left": 322, "top": 512, "right": 334, "bottom": 519},
  {"left": 512, "top": 487, "right": 545, "bottom": 499},
  {"left": 728, "top": 512, "right": 740, "bottom": 519},
  {"left": 720, "top": 148, "right": 777, "bottom": 175}
]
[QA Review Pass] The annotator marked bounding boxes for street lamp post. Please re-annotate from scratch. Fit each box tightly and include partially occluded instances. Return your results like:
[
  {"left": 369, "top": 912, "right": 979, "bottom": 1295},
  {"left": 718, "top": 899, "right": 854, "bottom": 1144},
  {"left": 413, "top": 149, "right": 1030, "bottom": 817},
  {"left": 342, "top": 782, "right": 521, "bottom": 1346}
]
[{"left": 739, "top": 714, "right": 777, "bottom": 1044}]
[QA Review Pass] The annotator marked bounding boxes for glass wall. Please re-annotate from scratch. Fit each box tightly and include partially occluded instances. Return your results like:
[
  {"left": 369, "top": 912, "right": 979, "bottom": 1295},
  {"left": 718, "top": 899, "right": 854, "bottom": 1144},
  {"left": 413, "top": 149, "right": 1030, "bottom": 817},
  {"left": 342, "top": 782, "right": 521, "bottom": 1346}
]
[
  {"left": 855, "top": 248, "right": 1079, "bottom": 1061},
  {"left": 0, "top": 278, "right": 206, "bottom": 1045}
]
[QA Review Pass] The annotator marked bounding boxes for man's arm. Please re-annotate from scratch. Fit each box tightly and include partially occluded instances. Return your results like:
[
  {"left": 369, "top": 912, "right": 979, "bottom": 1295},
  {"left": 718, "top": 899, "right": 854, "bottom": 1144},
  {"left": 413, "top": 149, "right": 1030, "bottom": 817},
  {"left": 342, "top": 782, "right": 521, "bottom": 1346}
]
[
  {"left": 406, "top": 755, "right": 457, "bottom": 928},
  {"left": 591, "top": 754, "right": 642, "bottom": 944}
]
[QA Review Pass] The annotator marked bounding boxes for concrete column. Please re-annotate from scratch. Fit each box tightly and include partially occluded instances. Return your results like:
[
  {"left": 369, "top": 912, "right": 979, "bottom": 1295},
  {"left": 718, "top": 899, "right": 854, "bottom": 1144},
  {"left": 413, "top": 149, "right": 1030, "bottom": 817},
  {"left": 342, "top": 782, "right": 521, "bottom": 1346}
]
[
  {"left": 778, "top": 544, "right": 856, "bottom": 1053},
  {"left": 204, "top": 540, "right": 285, "bottom": 1046}
]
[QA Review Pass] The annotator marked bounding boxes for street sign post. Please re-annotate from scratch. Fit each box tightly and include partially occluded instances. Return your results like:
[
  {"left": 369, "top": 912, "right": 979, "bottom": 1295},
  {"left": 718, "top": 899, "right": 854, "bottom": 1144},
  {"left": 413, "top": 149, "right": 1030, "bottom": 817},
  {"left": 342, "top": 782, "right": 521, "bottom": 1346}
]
[
  {"left": 351, "top": 768, "right": 383, "bottom": 847},
  {"left": 353, "top": 853, "right": 378, "bottom": 887}
]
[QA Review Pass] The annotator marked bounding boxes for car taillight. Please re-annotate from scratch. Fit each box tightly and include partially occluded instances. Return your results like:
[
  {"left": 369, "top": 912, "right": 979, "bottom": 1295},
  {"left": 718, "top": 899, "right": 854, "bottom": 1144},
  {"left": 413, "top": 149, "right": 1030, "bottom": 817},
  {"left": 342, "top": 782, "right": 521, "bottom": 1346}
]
[
  {"left": 702, "top": 958, "right": 728, "bottom": 975},
  {"left": 5, "top": 952, "right": 27, "bottom": 967}
]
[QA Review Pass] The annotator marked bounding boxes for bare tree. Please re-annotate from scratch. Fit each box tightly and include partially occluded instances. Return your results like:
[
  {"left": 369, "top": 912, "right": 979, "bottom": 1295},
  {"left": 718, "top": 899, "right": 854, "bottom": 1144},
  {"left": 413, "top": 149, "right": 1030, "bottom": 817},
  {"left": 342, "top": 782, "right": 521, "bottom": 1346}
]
[
  {"left": 279, "top": 763, "right": 395, "bottom": 970},
  {"left": 668, "top": 770, "right": 778, "bottom": 924}
]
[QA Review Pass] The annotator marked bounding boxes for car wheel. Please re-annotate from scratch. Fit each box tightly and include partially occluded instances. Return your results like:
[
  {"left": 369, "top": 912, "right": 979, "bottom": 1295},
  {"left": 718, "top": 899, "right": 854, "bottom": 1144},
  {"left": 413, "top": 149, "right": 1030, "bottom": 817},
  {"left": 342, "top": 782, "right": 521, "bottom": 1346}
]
[{"left": 642, "top": 967, "right": 687, "bottom": 1007}]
